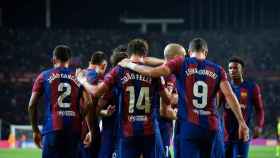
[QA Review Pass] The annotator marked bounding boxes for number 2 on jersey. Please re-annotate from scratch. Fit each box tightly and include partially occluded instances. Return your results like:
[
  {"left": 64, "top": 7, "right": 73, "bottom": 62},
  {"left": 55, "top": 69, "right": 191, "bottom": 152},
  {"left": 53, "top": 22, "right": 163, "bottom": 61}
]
[
  {"left": 192, "top": 81, "right": 208, "bottom": 109},
  {"left": 126, "top": 86, "right": 151, "bottom": 114},
  {"left": 58, "top": 82, "right": 71, "bottom": 108}
]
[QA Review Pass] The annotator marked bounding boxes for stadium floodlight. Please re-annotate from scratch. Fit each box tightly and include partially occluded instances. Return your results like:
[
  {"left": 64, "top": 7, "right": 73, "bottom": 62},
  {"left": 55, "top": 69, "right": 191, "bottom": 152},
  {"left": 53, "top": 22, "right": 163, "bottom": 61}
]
[{"left": 120, "top": 18, "right": 184, "bottom": 34}]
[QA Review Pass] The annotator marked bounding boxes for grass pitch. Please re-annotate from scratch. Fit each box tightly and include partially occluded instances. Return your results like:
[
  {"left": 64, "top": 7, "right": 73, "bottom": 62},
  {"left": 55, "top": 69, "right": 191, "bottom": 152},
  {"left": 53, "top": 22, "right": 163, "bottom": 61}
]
[{"left": 0, "top": 146, "right": 276, "bottom": 158}]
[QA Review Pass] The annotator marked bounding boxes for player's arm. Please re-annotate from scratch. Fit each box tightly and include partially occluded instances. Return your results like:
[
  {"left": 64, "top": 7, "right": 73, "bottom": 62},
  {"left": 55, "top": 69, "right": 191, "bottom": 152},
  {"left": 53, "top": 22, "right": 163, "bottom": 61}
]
[
  {"left": 28, "top": 74, "right": 44, "bottom": 149},
  {"left": 220, "top": 80, "right": 249, "bottom": 141},
  {"left": 96, "top": 94, "right": 115, "bottom": 117},
  {"left": 252, "top": 84, "right": 265, "bottom": 137},
  {"left": 143, "top": 57, "right": 165, "bottom": 66},
  {"left": 28, "top": 92, "right": 41, "bottom": 147},
  {"left": 82, "top": 90, "right": 95, "bottom": 147},
  {"left": 118, "top": 59, "right": 171, "bottom": 77},
  {"left": 76, "top": 68, "right": 110, "bottom": 98},
  {"left": 159, "top": 82, "right": 177, "bottom": 120},
  {"left": 82, "top": 90, "right": 94, "bottom": 133}
]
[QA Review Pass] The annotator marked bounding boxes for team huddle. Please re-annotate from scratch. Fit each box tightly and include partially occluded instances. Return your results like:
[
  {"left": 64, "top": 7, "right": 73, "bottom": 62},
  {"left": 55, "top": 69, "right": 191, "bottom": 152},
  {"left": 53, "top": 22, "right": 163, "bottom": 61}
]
[{"left": 28, "top": 38, "right": 264, "bottom": 158}]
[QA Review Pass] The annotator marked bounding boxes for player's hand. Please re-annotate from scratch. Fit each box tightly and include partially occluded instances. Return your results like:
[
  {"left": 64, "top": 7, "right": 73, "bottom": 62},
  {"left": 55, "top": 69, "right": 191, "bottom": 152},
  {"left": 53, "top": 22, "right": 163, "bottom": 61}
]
[
  {"left": 253, "top": 126, "right": 262, "bottom": 138},
  {"left": 76, "top": 68, "right": 87, "bottom": 84},
  {"left": 33, "top": 130, "right": 42, "bottom": 149},
  {"left": 106, "top": 105, "right": 116, "bottom": 116},
  {"left": 118, "top": 58, "right": 131, "bottom": 68},
  {"left": 238, "top": 122, "right": 250, "bottom": 142},
  {"left": 83, "top": 132, "right": 92, "bottom": 148}
]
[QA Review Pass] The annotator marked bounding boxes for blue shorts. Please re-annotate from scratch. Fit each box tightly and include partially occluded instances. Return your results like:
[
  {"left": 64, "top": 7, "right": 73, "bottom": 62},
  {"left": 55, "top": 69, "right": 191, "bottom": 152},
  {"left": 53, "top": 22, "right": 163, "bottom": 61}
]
[
  {"left": 160, "top": 127, "right": 172, "bottom": 158},
  {"left": 212, "top": 129, "right": 225, "bottom": 158},
  {"left": 225, "top": 141, "right": 250, "bottom": 158},
  {"left": 78, "top": 129, "right": 101, "bottom": 158},
  {"left": 42, "top": 131, "right": 80, "bottom": 158},
  {"left": 98, "top": 127, "right": 115, "bottom": 158},
  {"left": 178, "top": 122, "right": 218, "bottom": 158},
  {"left": 119, "top": 135, "right": 155, "bottom": 158}
]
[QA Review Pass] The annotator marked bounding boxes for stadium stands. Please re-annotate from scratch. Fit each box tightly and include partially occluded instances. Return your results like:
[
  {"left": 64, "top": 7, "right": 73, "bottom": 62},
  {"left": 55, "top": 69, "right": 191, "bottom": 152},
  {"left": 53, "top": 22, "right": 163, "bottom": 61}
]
[{"left": 0, "top": 28, "right": 279, "bottom": 139}]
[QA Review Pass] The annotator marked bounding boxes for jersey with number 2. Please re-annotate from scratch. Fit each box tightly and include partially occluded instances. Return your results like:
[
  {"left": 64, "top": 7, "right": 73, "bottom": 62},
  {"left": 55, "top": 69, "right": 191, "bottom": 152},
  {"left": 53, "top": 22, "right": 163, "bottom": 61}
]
[{"left": 32, "top": 67, "right": 84, "bottom": 135}]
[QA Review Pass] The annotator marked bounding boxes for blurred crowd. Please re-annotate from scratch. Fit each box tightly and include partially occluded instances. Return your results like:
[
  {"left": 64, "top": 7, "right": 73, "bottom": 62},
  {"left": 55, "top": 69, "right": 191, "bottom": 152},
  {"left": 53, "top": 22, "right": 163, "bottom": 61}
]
[{"left": 0, "top": 28, "right": 279, "bottom": 138}]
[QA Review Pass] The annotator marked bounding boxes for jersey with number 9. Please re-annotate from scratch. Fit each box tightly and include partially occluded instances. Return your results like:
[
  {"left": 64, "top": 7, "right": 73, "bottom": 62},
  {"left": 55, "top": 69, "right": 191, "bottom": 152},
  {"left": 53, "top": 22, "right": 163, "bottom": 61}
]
[
  {"left": 166, "top": 56, "right": 227, "bottom": 131},
  {"left": 32, "top": 67, "right": 84, "bottom": 135}
]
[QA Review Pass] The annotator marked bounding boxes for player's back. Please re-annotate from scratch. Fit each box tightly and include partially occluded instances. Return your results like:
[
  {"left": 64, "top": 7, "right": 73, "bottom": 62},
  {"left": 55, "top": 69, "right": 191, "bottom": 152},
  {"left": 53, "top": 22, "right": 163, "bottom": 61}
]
[
  {"left": 172, "top": 57, "right": 227, "bottom": 138},
  {"left": 104, "top": 63, "right": 162, "bottom": 137},
  {"left": 35, "top": 67, "right": 83, "bottom": 135}
]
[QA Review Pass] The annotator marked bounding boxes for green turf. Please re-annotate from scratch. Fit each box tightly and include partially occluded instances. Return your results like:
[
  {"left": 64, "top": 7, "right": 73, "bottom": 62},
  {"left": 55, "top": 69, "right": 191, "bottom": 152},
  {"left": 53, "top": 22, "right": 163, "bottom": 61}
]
[
  {"left": 0, "top": 146, "right": 276, "bottom": 158},
  {"left": 0, "top": 148, "right": 41, "bottom": 158},
  {"left": 248, "top": 146, "right": 275, "bottom": 158}
]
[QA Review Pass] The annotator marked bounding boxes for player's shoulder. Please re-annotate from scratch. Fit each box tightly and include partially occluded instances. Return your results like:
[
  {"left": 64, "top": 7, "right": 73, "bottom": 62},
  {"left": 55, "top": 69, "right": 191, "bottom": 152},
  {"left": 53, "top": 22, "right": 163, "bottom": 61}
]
[
  {"left": 243, "top": 80, "right": 259, "bottom": 89},
  {"left": 205, "top": 59, "right": 223, "bottom": 68}
]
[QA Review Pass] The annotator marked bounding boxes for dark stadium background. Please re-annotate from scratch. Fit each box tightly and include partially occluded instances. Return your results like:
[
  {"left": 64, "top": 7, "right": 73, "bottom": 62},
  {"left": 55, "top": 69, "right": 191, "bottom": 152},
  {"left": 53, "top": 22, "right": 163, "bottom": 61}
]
[{"left": 0, "top": 0, "right": 279, "bottom": 141}]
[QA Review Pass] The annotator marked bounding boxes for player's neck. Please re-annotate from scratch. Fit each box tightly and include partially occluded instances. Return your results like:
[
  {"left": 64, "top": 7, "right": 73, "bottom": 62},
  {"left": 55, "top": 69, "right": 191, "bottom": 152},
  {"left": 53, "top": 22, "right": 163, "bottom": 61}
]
[
  {"left": 54, "top": 62, "right": 69, "bottom": 68},
  {"left": 130, "top": 55, "right": 144, "bottom": 63},
  {"left": 190, "top": 53, "right": 206, "bottom": 60},
  {"left": 232, "top": 77, "right": 244, "bottom": 85}
]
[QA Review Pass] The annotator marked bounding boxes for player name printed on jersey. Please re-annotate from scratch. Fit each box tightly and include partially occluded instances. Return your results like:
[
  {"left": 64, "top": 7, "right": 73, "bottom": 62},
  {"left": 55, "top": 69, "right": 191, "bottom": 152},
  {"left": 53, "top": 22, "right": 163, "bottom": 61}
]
[
  {"left": 185, "top": 68, "right": 218, "bottom": 79},
  {"left": 47, "top": 72, "right": 81, "bottom": 87},
  {"left": 121, "top": 72, "right": 152, "bottom": 84}
]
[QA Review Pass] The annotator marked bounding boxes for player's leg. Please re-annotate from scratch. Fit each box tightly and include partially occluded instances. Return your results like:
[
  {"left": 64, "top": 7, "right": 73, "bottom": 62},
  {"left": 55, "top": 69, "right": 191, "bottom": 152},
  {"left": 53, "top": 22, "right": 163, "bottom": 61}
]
[
  {"left": 60, "top": 131, "right": 80, "bottom": 158},
  {"left": 173, "top": 120, "right": 180, "bottom": 158},
  {"left": 179, "top": 138, "right": 199, "bottom": 158},
  {"left": 236, "top": 141, "right": 250, "bottom": 158},
  {"left": 42, "top": 132, "right": 60, "bottom": 158},
  {"left": 142, "top": 135, "right": 156, "bottom": 158},
  {"left": 98, "top": 128, "right": 115, "bottom": 158},
  {"left": 120, "top": 136, "right": 139, "bottom": 158},
  {"left": 161, "top": 127, "right": 172, "bottom": 158},
  {"left": 199, "top": 131, "right": 218, "bottom": 158},
  {"left": 211, "top": 131, "right": 225, "bottom": 158},
  {"left": 225, "top": 142, "right": 237, "bottom": 158}
]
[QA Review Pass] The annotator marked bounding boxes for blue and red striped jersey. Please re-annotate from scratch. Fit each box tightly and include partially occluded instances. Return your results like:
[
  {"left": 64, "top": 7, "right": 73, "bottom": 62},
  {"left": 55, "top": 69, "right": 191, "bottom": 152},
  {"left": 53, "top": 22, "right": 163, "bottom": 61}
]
[
  {"left": 80, "top": 68, "right": 103, "bottom": 139},
  {"left": 223, "top": 80, "right": 264, "bottom": 141},
  {"left": 103, "top": 64, "right": 164, "bottom": 137},
  {"left": 166, "top": 56, "right": 227, "bottom": 131},
  {"left": 32, "top": 67, "right": 84, "bottom": 135}
]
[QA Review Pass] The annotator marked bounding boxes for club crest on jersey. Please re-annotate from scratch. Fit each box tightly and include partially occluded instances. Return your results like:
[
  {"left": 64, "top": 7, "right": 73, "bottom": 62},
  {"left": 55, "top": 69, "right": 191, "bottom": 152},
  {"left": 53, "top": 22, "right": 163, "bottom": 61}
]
[{"left": 241, "top": 92, "right": 247, "bottom": 97}]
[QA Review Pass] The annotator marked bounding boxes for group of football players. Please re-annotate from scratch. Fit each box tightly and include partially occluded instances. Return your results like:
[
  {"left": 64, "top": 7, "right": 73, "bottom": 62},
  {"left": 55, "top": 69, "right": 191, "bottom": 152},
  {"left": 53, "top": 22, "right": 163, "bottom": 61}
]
[{"left": 28, "top": 37, "right": 264, "bottom": 158}]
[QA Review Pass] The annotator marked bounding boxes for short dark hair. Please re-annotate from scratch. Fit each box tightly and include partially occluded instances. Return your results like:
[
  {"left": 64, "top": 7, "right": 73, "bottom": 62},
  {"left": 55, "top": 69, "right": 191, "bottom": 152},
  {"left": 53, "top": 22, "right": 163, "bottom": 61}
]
[
  {"left": 90, "top": 51, "right": 107, "bottom": 65},
  {"left": 127, "top": 39, "right": 148, "bottom": 56},
  {"left": 188, "top": 38, "right": 208, "bottom": 52},
  {"left": 53, "top": 45, "right": 72, "bottom": 62},
  {"left": 110, "top": 45, "right": 128, "bottom": 66},
  {"left": 228, "top": 56, "right": 245, "bottom": 68}
]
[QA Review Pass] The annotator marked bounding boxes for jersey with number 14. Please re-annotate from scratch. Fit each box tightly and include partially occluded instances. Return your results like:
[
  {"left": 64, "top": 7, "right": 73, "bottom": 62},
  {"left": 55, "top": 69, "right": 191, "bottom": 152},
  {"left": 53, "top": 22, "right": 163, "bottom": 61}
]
[
  {"left": 103, "top": 64, "right": 163, "bottom": 137},
  {"left": 32, "top": 67, "right": 84, "bottom": 135},
  {"left": 166, "top": 57, "right": 227, "bottom": 131}
]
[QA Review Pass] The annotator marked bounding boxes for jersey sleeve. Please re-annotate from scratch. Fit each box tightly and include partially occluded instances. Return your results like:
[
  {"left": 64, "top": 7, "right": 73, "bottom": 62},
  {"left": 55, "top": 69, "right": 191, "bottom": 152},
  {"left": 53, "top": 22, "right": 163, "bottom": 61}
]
[
  {"left": 252, "top": 83, "right": 265, "bottom": 128},
  {"left": 103, "top": 67, "right": 119, "bottom": 90},
  {"left": 219, "top": 67, "right": 228, "bottom": 82},
  {"left": 165, "top": 56, "right": 184, "bottom": 75},
  {"left": 32, "top": 72, "right": 44, "bottom": 94}
]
